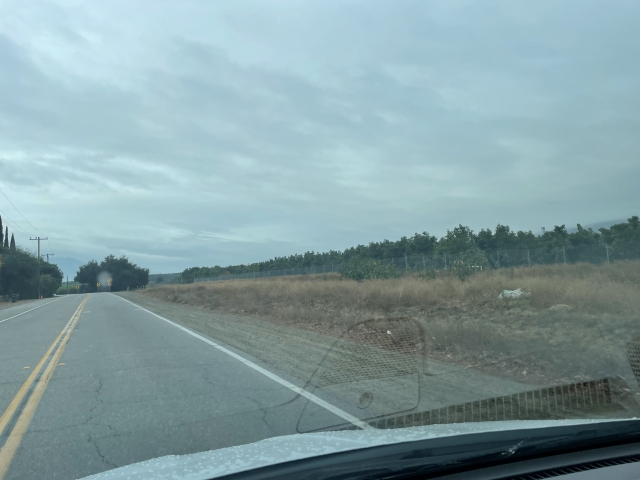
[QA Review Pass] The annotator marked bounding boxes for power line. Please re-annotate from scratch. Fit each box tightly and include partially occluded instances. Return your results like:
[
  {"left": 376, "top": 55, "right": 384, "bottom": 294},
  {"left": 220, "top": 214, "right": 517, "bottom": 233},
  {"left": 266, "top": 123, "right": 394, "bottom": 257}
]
[
  {"left": 46, "top": 237, "right": 58, "bottom": 263},
  {"left": 0, "top": 186, "right": 41, "bottom": 234},
  {"left": 0, "top": 207, "right": 31, "bottom": 236}
]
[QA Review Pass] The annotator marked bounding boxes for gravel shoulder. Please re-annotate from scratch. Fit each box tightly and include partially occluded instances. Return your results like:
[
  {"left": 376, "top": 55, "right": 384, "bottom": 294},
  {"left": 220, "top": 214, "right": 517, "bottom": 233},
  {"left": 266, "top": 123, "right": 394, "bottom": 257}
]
[{"left": 0, "top": 298, "right": 37, "bottom": 311}]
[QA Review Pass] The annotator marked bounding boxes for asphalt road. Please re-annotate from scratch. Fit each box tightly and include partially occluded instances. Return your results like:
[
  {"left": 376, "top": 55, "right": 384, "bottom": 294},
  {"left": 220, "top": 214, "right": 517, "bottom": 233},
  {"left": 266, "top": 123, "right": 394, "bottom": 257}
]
[
  {"left": 0, "top": 293, "right": 362, "bottom": 480},
  {"left": 3, "top": 292, "right": 623, "bottom": 480}
]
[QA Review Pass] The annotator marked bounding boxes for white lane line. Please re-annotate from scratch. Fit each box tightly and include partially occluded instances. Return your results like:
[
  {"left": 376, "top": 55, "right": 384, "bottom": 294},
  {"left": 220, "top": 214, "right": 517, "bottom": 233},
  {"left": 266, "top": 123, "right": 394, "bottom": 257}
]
[
  {"left": 116, "top": 295, "right": 374, "bottom": 430},
  {"left": 0, "top": 297, "right": 66, "bottom": 325}
]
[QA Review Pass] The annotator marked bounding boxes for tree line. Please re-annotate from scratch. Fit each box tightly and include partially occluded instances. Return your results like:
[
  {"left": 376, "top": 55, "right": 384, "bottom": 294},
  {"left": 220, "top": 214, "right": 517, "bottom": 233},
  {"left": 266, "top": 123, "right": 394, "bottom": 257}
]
[
  {"left": 75, "top": 255, "right": 149, "bottom": 292},
  {"left": 0, "top": 215, "right": 63, "bottom": 298},
  {"left": 180, "top": 216, "right": 640, "bottom": 283}
]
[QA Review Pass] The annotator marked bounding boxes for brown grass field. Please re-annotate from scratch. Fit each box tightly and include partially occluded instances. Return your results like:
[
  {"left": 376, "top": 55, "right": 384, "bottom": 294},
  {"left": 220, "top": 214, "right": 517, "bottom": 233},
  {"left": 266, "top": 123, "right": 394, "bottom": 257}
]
[{"left": 141, "top": 261, "right": 640, "bottom": 386}]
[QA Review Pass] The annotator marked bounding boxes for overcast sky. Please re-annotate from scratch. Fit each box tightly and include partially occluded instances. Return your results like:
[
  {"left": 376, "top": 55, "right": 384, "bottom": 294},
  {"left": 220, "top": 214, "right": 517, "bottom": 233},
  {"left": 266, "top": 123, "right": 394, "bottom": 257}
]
[{"left": 0, "top": 0, "right": 638, "bottom": 274}]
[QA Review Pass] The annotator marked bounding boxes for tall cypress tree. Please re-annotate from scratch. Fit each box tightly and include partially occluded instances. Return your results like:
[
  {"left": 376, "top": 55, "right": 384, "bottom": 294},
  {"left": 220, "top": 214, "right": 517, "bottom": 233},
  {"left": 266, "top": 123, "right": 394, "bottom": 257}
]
[
  {"left": 3, "top": 227, "right": 8, "bottom": 248},
  {"left": 0, "top": 215, "right": 3, "bottom": 247},
  {"left": 9, "top": 233, "right": 15, "bottom": 252}
]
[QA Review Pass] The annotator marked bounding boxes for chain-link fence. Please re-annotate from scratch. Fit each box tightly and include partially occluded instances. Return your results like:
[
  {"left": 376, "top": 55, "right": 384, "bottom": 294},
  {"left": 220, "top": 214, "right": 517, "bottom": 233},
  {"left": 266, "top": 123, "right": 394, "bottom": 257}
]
[
  {"left": 193, "top": 243, "right": 615, "bottom": 283},
  {"left": 194, "top": 264, "right": 340, "bottom": 282}
]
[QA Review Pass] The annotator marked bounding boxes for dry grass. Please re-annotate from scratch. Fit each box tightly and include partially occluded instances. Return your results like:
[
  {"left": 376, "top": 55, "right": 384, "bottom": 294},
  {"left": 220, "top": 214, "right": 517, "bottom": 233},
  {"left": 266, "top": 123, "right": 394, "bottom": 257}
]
[
  {"left": 141, "top": 261, "right": 640, "bottom": 385},
  {"left": 145, "top": 261, "right": 640, "bottom": 325}
]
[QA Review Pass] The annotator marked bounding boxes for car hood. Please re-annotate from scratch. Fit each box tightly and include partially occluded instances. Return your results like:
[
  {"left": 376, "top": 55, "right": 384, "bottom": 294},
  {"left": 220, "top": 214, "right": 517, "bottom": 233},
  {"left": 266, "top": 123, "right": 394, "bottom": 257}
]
[{"left": 82, "top": 419, "right": 609, "bottom": 480}]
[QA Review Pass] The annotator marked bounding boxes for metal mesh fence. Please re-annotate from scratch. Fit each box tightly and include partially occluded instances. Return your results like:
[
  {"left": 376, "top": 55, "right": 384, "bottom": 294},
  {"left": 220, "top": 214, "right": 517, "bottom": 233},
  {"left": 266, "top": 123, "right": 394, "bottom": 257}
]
[
  {"left": 194, "top": 264, "right": 339, "bottom": 282},
  {"left": 296, "top": 318, "right": 423, "bottom": 433},
  {"left": 193, "top": 244, "right": 612, "bottom": 283},
  {"left": 312, "top": 319, "right": 422, "bottom": 387},
  {"left": 627, "top": 336, "right": 640, "bottom": 388},
  {"left": 324, "top": 378, "right": 619, "bottom": 432},
  {"left": 367, "top": 378, "right": 614, "bottom": 429}
]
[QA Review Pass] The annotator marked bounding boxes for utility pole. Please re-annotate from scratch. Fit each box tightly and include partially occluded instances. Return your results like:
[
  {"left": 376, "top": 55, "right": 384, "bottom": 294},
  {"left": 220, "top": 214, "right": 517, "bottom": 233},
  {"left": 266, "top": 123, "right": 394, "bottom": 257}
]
[
  {"left": 42, "top": 253, "right": 54, "bottom": 262},
  {"left": 30, "top": 237, "right": 47, "bottom": 260},
  {"left": 29, "top": 237, "right": 48, "bottom": 298}
]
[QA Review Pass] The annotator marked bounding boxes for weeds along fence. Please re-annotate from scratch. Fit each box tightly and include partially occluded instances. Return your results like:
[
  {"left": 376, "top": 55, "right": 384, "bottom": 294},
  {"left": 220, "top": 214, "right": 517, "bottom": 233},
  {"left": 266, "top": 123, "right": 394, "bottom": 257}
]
[{"left": 192, "top": 243, "right": 616, "bottom": 283}]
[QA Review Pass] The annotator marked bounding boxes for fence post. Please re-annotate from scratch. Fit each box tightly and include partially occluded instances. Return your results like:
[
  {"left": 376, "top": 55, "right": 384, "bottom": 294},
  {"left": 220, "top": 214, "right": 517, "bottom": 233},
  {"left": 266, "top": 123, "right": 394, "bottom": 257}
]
[
  {"left": 404, "top": 254, "right": 408, "bottom": 270},
  {"left": 444, "top": 254, "right": 447, "bottom": 269},
  {"left": 563, "top": 244, "right": 566, "bottom": 264},
  {"left": 422, "top": 254, "right": 425, "bottom": 270},
  {"left": 605, "top": 243, "right": 610, "bottom": 264},
  {"left": 527, "top": 248, "right": 531, "bottom": 267}
]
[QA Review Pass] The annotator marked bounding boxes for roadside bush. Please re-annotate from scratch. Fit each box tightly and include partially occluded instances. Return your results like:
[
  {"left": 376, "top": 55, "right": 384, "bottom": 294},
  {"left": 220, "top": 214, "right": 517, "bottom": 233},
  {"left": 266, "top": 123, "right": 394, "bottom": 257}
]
[
  {"left": 340, "top": 258, "right": 404, "bottom": 281},
  {"left": 40, "top": 274, "right": 61, "bottom": 298},
  {"left": 0, "top": 249, "right": 38, "bottom": 298},
  {"left": 451, "top": 247, "right": 489, "bottom": 281},
  {"left": 418, "top": 268, "right": 438, "bottom": 280}
]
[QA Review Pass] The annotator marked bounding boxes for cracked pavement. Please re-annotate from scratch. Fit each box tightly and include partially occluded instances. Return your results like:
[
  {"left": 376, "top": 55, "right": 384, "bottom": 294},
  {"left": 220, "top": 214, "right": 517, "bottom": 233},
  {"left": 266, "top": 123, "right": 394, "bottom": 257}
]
[{"left": 0, "top": 293, "right": 347, "bottom": 479}]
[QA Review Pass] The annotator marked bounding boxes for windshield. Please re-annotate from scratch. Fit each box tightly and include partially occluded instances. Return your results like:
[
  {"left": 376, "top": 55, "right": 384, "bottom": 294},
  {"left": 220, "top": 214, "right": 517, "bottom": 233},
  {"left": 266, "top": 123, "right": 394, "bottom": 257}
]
[{"left": 0, "top": 1, "right": 638, "bottom": 479}]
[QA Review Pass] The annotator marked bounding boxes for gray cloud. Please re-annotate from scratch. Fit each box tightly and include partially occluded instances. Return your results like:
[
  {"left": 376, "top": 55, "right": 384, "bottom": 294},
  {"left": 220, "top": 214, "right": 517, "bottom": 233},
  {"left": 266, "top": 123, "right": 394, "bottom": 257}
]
[{"left": 0, "top": 0, "right": 638, "bottom": 273}]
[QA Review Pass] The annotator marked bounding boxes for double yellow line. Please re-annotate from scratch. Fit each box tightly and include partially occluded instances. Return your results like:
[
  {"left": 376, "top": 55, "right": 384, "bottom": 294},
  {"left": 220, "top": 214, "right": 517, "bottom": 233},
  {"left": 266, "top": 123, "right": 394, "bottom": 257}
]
[{"left": 0, "top": 294, "right": 90, "bottom": 479}]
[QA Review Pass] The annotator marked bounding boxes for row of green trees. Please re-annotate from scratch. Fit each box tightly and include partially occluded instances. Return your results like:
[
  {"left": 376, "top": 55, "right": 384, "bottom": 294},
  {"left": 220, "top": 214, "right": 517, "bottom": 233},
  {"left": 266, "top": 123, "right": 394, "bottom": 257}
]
[
  {"left": 75, "top": 255, "right": 149, "bottom": 292},
  {"left": 180, "top": 216, "right": 640, "bottom": 283},
  {"left": 0, "top": 216, "right": 16, "bottom": 251},
  {"left": 0, "top": 215, "right": 63, "bottom": 298},
  {"left": 0, "top": 215, "right": 150, "bottom": 297}
]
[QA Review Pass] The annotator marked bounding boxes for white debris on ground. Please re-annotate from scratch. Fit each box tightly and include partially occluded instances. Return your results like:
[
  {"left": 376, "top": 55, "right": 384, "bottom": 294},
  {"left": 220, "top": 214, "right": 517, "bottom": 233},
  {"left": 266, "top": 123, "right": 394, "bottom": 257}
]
[
  {"left": 549, "top": 304, "right": 572, "bottom": 311},
  {"left": 498, "top": 288, "right": 530, "bottom": 299}
]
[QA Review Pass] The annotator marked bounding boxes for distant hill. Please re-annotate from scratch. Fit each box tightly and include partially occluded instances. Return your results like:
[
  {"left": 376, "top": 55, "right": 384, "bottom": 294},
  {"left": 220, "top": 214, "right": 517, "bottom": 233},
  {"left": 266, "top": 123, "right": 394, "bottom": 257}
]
[{"left": 52, "top": 257, "right": 84, "bottom": 281}]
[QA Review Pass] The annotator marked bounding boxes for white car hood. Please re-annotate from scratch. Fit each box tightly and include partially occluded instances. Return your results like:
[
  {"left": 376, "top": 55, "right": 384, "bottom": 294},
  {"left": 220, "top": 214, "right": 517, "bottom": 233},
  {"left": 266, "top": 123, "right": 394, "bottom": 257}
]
[{"left": 82, "top": 419, "right": 609, "bottom": 480}]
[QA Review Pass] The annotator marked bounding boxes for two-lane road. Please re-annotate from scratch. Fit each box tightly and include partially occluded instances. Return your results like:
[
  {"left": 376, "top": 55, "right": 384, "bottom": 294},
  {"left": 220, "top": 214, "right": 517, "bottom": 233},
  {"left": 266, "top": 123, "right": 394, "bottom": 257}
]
[
  {"left": 0, "top": 293, "right": 363, "bottom": 479},
  {"left": 0, "top": 296, "right": 83, "bottom": 417}
]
